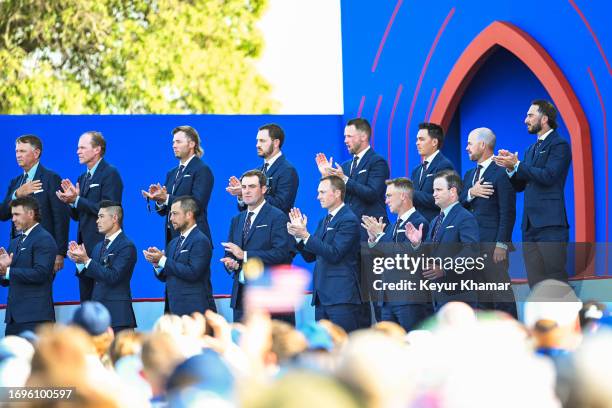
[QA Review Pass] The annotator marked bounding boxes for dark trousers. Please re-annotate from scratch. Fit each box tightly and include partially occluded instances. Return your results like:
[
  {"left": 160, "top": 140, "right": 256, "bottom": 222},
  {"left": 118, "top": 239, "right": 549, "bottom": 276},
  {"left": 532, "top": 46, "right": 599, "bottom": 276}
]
[
  {"left": 5, "top": 320, "right": 50, "bottom": 336},
  {"left": 381, "top": 303, "right": 433, "bottom": 332},
  {"left": 315, "top": 303, "right": 362, "bottom": 333},
  {"left": 233, "top": 308, "right": 296, "bottom": 326},
  {"left": 477, "top": 248, "right": 518, "bottom": 319},
  {"left": 523, "top": 225, "right": 569, "bottom": 288},
  {"left": 78, "top": 274, "right": 94, "bottom": 302}
]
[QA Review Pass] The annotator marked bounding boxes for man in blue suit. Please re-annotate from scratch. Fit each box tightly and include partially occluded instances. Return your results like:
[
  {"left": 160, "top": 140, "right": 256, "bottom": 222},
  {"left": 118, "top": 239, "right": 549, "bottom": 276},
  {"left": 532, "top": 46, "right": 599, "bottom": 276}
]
[
  {"left": 493, "top": 100, "right": 572, "bottom": 287},
  {"left": 221, "top": 170, "right": 293, "bottom": 323},
  {"left": 406, "top": 170, "right": 480, "bottom": 311},
  {"left": 461, "top": 128, "right": 517, "bottom": 317},
  {"left": 67, "top": 200, "right": 136, "bottom": 333},
  {"left": 143, "top": 196, "right": 215, "bottom": 316},
  {"left": 57, "top": 131, "right": 123, "bottom": 301},
  {"left": 362, "top": 177, "right": 431, "bottom": 331},
  {"left": 0, "top": 135, "right": 69, "bottom": 273},
  {"left": 411, "top": 123, "right": 455, "bottom": 222},
  {"left": 0, "top": 197, "right": 57, "bottom": 336},
  {"left": 288, "top": 175, "right": 363, "bottom": 333},
  {"left": 316, "top": 118, "right": 390, "bottom": 325},
  {"left": 226, "top": 124, "right": 299, "bottom": 214},
  {"left": 143, "top": 125, "right": 214, "bottom": 245}
]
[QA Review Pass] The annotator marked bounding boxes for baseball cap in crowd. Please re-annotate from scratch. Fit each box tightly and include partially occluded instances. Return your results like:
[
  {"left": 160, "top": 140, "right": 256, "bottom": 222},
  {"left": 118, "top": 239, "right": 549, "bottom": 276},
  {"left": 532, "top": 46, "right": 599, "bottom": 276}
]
[
  {"left": 298, "top": 322, "right": 334, "bottom": 351},
  {"left": 71, "top": 301, "right": 112, "bottom": 336}
]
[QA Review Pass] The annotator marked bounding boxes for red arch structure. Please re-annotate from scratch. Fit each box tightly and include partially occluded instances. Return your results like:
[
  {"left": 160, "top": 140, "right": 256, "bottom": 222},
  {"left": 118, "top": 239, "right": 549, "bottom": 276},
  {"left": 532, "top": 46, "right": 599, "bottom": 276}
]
[{"left": 430, "top": 21, "right": 594, "bottom": 243}]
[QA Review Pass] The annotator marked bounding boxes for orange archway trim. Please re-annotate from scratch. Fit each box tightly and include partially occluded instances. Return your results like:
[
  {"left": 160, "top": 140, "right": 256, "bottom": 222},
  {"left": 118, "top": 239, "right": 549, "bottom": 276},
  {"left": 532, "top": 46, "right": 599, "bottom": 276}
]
[{"left": 430, "top": 21, "right": 594, "bottom": 242}]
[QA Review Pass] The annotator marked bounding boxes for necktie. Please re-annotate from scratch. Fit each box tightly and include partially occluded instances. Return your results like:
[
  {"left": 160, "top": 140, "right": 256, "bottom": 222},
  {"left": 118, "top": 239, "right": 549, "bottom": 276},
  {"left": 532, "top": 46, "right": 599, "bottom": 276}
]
[
  {"left": 420, "top": 161, "right": 429, "bottom": 183},
  {"left": 174, "top": 235, "right": 185, "bottom": 259},
  {"left": 431, "top": 212, "right": 445, "bottom": 242},
  {"left": 242, "top": 212, "right": 254, "bottom": 243},
  {"left": 82, "top": 172, "right": 92, "bottom": 195},
  {"left": 100, "top": 238, "right": 111, "bottom": 261},
  {"left": 172, "top": 165, "right": 185, "bottom": 194},
  {"left": 350, "top": 156, "right": 359, "bottom": 177},
  {"left": 262, "top": 162, "right": 269, "bottom": 176},
  {"left": 532, "top": 139, "right": 543, "bottom": 159},
  {"left": 473, "top": 164, "right": 483, "bottom": 185},
  {"left": 20, "top": 173, "right": 29, "bottom": 187},
  {"left": 323, "top": 213, "right": 333, "bottom": 231},
  {"left": 15, "top": 233, "right": 26, "bottom": 252},
  {"left": 392, "top": 218, "right": 402, "bottom": 241}
]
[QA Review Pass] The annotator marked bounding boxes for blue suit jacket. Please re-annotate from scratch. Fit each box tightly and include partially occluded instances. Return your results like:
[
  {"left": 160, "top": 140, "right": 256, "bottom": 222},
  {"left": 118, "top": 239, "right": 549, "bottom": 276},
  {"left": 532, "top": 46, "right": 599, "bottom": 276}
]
[
  {"left": 509, "top": 130, "right": 571, "bottom": 231},
  {"left": 0, "top": 164, "right": 70, "bottom": 256},
  {"left": 422, "top": 204, "right": 480, "bottom": 291},
  {"left": 411, "top": 151, "right": 455, "bottom": 222},
  {"left": 240, "top": 155, "right": 299, "bottom": 214},
  {"left": 82, "top": 232, "right": 136, "bottom": 328},
  {"left": 341, "top": 148, "right": 389, "bottom": 238},
  {"left": 71, "top": 159, "right": 123, "bottom": 253},
  {"left": 156, "top": 227, "right": 214, "bottom": 316},
  {"left": 225, "top": 202, "right": 293, "bottom": 309},
  {"left": 2, "top": 224, "right": 57, "bottom": 324},
  {"left": 298, "top": 205, "right": 362, "bottom": 306},
  {"left": 460, "top": 163, "right": 516, "bottom": 247},
  {"left": 378, "top": 210, "right": 430, "bottom": 244},
  {"left": 158, "top": 157, "right": 213, "bottom": 244}
]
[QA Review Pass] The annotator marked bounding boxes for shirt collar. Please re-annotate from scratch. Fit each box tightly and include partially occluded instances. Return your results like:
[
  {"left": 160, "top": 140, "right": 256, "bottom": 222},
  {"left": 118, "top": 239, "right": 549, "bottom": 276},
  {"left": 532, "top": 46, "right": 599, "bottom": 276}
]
[
  {"left": 181, "top": 224, "right": 198, "bottom": 240},
  {"left": 440, "top": 201, "right": 459, "bottom": 217},
  {"left": 24, "top": 162, "right": 40, "bottom": 180},
  {"left": 477, "top": 156, "right": 493, "bottom": 173},
  {"left": 264, "top": 151, "right": 282, "bottom": 168},
  {"left": 87, "top": 159, "right": 102, "bottom": 177},
  {"left": 353, "top": 146, "right": 371, "bottom": 162},
  {"left": 423, "top": 149, "right": 440, "bottom": 164},
  {"left": 539, "top": 129, "right": 554, "bottom": 141},
  {"left": 398, "top": 207, "right": 416, "bottom": 223},
  {"left": 329, "top": 203, "right": 345, "bottom": 217},
  {"left": 22, "top": 223, "right": 39, "bottom": 238},
  {"left": 180, "top": 155, "right": 196, "bottom": 168},
  {"left": 247, "top": 199, "right": 266, "bottom": 221},
  {"left": 105, "top": 229, "right": 122, "bottom": 246}
]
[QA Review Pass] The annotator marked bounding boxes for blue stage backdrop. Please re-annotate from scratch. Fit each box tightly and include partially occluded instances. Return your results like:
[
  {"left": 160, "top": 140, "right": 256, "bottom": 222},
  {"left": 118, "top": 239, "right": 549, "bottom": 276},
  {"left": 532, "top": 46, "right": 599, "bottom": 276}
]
[{"left": 0, "top": 115, "right": 347, "bottom": 302}]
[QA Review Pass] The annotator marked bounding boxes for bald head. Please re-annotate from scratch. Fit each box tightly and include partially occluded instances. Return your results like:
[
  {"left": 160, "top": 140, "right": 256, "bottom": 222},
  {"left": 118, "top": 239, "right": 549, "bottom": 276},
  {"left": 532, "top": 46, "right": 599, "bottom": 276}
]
[{"left": 466, "top": 127, "right": 496, "bottom": 163}]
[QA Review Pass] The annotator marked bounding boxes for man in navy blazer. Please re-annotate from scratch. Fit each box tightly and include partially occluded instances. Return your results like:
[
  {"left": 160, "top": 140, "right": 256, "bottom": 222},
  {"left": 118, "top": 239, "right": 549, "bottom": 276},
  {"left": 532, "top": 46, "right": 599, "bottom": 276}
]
[
  {"left": 411, "top": 123, "right": 456, "bottom": 222},
  {"left": 226, "top": 124, "right": 299, "bottom": 214},
  {"left": 494, "top": 100, "right": 572, "bottom": 287},
  {"left": 67, "top": 201, "right": 136, "bottom": 333},
  {"left": 56, "top": 131, "right": 123, "bottom": 301},
  {"left": 0, "top": 135, "right": 69, "bottom": 273},
  {"left": 461, "top": 128, "right": 517, "bottom": 317},
  {"left": 0, "top": 197, "right": 57, "bottom": 336},
  {"left": 406, "top": 170, "right": 480, "bottom": 311},
  {"left": 143, "top": 125, "right": 214, "bottom": 245},
  {"left": 144, "top": 196, "right": 215, "bottom": 316},
  {"left": 362, "top": 177, "right": 431, "bottom": 331},
  {"left": 288, "top": 176, "right": 363, "bottom": 333},
  {"left": 221, "top": 170, "right": 293, "bottom": 323},
  {"left": 316, "top": 118, "right": 390, "bottom": 324}
]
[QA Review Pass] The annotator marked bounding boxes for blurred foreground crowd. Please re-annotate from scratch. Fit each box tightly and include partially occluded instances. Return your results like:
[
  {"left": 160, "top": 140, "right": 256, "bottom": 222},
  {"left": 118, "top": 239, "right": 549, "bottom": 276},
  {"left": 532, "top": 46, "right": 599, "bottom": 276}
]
[{"left": 0, "top": 280, "right": 611, "bottom": 408}]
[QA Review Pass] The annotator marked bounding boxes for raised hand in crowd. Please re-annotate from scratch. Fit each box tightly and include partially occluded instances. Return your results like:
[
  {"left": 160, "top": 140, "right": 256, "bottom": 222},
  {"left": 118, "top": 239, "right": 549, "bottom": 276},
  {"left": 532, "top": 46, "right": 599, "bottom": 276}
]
[
  {"left": 492, "top": 149, "right": 519, "bottom": 170},
  {"left": 56, "top": 179, "right": 79, "bottom": 204},
  {"left": 141, "top": 183, "right": 168, "bottom": 204},
  {"left": 361, "top": 215, "right": 386, "bottom": 242},
  {"left": 404, "top": 222, "right": 424, "bottom": 246},
  {"left": 67, "top": 240, "right": 90, "bottom": 264},
  {"left": 287, "top": 207, "right": 308, "bottom": 239},
  {"left": 143, "top": 246, "right": 164, "bottom": 266},
  {"left": 315, "top": 153, "right": 334, "bottom": 177},
  {"left": 225, "top": 176, "right": 242, "bottom": 197}
]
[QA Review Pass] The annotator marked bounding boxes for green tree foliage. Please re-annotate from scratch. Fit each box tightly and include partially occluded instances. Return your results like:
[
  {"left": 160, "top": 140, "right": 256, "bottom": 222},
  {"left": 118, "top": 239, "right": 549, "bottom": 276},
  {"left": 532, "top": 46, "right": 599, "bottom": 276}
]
[{"left": 0, "top": 0, "right": 277, "bottom": 113}]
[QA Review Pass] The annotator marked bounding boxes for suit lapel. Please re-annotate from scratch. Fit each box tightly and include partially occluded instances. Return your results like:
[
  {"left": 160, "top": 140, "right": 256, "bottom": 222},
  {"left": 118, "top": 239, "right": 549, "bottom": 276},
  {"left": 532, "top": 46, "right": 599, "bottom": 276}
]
[
  {"left": 351, "top": 149, "right": 372, "bottom": 179},
  {"left": 172, "top": 157, "right": 197, "bottom": 193},
  {"left": 244, "top": 204, "right": 270, "bottom": 245}
]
